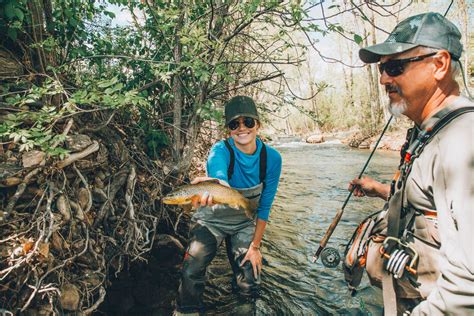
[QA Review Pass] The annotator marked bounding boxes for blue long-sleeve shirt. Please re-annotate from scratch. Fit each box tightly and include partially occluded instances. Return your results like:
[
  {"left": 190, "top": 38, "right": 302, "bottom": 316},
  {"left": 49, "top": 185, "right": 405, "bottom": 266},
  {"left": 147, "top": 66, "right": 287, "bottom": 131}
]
[{"left": 207, "top": 138, "right": 282, "bottom": 221}]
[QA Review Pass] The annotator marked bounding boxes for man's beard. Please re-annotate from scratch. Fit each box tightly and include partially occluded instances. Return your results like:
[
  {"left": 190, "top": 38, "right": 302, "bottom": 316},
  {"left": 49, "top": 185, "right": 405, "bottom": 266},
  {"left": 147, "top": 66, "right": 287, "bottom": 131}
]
[
  {"left": 386, "top": 85, "right": 408, "bottom": 118},
  {"left": 388, "top": 99, "right": 408, "bottom": 117}
]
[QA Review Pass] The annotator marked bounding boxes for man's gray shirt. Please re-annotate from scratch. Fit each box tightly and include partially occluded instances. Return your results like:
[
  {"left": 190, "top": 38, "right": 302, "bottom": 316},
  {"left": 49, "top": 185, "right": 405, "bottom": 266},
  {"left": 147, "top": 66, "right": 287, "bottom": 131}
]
[{"left": 408, "top": 96, "right": 474, "bottom": 315}]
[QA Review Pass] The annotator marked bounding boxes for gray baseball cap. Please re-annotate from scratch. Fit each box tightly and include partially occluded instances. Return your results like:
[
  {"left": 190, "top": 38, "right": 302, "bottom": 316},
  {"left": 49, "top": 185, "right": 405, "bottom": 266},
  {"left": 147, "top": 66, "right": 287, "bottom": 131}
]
[
  {"left": 224, "top": 96, "right": 259, "bottom": 125},
  {"left": 359, "top": 12, "right": 463, "bottom": 63}
]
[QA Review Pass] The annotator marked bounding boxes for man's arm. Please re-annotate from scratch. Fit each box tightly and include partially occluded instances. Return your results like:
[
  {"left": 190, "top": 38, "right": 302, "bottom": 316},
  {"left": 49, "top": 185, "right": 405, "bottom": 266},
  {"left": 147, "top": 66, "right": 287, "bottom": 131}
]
[{"left": 349, "top": 176, "right": 390, "bottom": 200}]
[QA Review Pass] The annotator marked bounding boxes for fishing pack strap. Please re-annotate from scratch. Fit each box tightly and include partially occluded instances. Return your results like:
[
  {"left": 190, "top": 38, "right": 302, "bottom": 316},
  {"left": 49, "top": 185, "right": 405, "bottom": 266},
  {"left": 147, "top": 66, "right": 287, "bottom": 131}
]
[
  {"left": 404, "top": 106, "right": 474, "bottom": 168},
  {"left": 224, "top": 140, "right": 235, "bottom": 180},
  {"left": 259, "top": 142, "right": 267, "bottom": 185},
  {"left": 224, "top": 139, "right": 267, "bottom": 185}
]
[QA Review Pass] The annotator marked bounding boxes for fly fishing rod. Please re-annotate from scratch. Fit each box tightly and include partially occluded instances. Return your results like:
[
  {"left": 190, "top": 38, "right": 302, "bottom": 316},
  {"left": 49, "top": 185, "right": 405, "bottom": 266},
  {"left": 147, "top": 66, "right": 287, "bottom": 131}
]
[{"left": 312, "top": 115, "right": 393, "bottom": 267}]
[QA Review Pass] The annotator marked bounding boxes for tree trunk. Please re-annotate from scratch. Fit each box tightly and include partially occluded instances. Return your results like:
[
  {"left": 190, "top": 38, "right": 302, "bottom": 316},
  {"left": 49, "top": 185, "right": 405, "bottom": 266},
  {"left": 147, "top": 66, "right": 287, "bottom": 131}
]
[{"left": 172, "top": 9, "right": 185, "bottom": 166}]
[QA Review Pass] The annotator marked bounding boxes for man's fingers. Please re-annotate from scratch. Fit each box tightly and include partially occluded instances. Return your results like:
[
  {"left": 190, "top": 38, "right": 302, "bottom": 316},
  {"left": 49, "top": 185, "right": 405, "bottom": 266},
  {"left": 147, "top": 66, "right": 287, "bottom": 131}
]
[
  {"left": 253, "top": 265, "right": 258, "bottom": 279},
  {"left": 240, "top": 256, "right": 248, "bottom": 267}
]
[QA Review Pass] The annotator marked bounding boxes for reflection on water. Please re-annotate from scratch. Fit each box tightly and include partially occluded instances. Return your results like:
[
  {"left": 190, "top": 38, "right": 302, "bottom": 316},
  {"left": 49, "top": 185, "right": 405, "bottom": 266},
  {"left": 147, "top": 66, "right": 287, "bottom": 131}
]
[{"left": 203, "top": 143, "right": 400, "bottom": 315}]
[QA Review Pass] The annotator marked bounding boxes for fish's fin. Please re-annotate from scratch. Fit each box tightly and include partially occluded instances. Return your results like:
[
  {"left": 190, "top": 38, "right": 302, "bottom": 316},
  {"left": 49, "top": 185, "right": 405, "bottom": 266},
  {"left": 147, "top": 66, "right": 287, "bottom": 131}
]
[
  {"left": 190, "top": 195, "right": 201, "bottom": 207},
  {"left": 242, "top": 197, "right": 257, "bottom": 219},
  {"left": 249, "top": 199, "right": 259, "bottom": 211},
  {"left": 181, "top": 203, "right": 193, "bottom": 212},
  {"left": 201, "top": 179, "right": 220, "bottom": 184}
]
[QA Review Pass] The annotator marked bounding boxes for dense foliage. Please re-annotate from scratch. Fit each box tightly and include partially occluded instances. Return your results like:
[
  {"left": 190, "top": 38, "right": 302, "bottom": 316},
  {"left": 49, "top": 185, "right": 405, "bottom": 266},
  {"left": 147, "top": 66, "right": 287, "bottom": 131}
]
[{"left": 0, "top": 0, "right": 470, "bottom": 313}]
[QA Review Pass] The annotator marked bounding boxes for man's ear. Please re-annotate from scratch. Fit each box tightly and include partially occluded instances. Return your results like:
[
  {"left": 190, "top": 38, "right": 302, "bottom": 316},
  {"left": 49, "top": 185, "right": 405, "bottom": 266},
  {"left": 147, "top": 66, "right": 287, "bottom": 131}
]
[{"left": 433, "top": 50, "right": 451, "bottom": 81}]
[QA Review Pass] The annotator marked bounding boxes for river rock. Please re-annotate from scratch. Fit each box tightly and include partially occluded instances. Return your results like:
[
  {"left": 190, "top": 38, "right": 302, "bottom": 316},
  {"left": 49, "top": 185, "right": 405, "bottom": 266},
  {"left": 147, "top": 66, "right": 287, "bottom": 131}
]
[
  {"left": 358, "top": 140, "right": 370, "bottom": 149},
  {"left": 306, "top": 134, "right": 324, "bottom": 144},
  {"left": 154, "top": 234, "right": 184, "bottom": 253},
  {"left": 22, "top": 150, "right": 45, "bottom": 168},
  {"left": 371, "top": 135, "right": 405, "bottom": 151},
  {"left": 66, "top": 134, "right": 92, "bottom": 152},
  {"left": 345, "top": 131, "right": 369, "bottom": 148},
  {"left": 152, "top": 234, "right": 185, "bottom": 268},
  {"left": 60, "top": 284, "right": 80, "bottom": 311}
]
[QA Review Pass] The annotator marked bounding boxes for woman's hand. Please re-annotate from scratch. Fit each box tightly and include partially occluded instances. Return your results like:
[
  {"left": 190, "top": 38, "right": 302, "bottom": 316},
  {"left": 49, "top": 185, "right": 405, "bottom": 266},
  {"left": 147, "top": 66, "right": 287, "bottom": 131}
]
[
  {"left": 190, "top": 176, "right": 230, "bottom": 208},
  {"left": 240, "top": 243, "right": 262, "bottom": 279}
]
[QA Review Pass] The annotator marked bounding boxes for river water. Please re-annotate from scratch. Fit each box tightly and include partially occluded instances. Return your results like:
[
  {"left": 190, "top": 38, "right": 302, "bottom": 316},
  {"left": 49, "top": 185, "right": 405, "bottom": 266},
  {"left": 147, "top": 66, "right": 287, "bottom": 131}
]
[{"left": 201, "top": 141, "right": 400, "bottom": 315}]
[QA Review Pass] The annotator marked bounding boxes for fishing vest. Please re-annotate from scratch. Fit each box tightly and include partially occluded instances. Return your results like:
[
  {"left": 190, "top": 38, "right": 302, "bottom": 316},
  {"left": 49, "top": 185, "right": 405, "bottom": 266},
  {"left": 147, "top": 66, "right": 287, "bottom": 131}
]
[{"left": 343, "top": 106, "right": 474, "bottom": 314}]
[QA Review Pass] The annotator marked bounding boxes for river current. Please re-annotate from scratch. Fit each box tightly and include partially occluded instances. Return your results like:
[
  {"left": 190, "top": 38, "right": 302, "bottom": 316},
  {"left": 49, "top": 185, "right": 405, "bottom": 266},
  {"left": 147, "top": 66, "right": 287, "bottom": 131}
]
[{"left": 201, "top": 141, "right": 400, "bottom": 315}]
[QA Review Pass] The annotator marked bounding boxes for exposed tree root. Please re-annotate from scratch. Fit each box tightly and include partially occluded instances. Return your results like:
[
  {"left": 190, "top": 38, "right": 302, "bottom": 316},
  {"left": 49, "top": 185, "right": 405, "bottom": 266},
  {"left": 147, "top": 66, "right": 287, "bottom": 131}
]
[{"left": 0, "top": 113, "right": 169, "bottom": 314}]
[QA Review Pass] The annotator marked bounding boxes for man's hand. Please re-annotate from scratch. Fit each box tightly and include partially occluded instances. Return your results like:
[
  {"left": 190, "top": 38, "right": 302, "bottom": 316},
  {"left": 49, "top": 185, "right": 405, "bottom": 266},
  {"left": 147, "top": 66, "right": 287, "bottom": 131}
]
[
  {"left": 190, "top": 176, "right": 230, "bottom": 208},
  {"left": 240, "top": 243, "right": 262, "bottom": 279},
  {"left": 348, "top": 176, "right": 390, "bottom": 201}
]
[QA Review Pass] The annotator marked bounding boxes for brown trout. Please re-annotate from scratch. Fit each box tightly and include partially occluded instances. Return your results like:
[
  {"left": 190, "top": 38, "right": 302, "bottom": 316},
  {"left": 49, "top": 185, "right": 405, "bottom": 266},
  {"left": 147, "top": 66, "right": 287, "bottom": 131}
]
[{"left": 162, "top": 181, "right": 254, "bottom": 218}]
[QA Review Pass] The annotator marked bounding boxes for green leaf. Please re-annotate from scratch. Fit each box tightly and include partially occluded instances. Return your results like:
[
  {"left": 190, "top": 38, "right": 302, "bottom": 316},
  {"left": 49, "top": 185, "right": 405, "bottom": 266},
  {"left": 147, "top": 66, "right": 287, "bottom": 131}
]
[
  {"left": 14, "top": 8, "right": 24, "bottom": 21},
  {"left": 104, "top": 10, "right": 116, "bottom": 18},
  {"left": 4, "top": 3, "right": 15, "bottom": 19},
  {"left": 69, "top": 17, "right": 78, "bottom": 28},
  {"left": 7, "top": 28, "right": 17, "bottom": 41},
  {"left": 354, "top": 34, "right": 363, "bottom": 45},
  {"left": 97, "top": 77, "right": 118, "bottom": 88}
]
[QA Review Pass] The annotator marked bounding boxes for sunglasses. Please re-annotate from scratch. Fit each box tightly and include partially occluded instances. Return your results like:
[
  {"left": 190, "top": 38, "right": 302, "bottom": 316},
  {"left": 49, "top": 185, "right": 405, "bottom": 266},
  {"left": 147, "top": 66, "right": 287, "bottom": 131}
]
[
  {"left": 378, "top": 52, "right": 437, "bottom": 77},
  {"left": 228, "top": 117, "right": 256, "bottom": 130}
]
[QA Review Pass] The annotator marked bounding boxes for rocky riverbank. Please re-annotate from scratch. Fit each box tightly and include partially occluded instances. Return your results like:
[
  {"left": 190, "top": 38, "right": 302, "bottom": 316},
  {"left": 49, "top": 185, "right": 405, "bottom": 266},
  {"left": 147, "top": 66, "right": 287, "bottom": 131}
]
[{"left": 273, "top": 129, "right": 406, "bottom": 152}]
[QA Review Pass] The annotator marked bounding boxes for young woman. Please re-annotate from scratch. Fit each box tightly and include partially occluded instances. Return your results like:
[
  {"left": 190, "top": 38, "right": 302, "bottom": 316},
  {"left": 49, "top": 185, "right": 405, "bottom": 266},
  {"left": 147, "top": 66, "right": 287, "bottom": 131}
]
[{"left": 175, "top": 96, "right": 282, "bottom": 315}]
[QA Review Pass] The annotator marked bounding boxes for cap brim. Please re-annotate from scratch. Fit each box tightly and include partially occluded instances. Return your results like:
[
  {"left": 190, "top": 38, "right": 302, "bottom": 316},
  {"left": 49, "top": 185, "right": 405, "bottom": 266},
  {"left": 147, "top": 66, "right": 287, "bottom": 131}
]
[
  {"left": 226, "top": 114, "right": 259, "bottom": 125},
  {"left": 359, "top": 42, "right": 418, "bottom": 63}
]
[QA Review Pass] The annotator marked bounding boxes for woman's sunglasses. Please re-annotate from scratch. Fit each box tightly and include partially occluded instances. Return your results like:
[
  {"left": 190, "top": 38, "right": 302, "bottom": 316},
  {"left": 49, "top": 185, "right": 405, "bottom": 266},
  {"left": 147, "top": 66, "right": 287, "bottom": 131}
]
[
  {"left": 228, "top": 117, "right": 256, "bottom": 130},
  {"left": 378, "top": 52, "right": 437, "bottom": 77}
]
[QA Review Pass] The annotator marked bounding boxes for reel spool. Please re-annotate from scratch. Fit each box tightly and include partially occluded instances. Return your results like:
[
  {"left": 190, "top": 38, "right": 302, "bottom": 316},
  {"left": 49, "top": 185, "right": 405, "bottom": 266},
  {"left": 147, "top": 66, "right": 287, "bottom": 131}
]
[
  {"left": 320, "top": 247, "right": 341, "bottom": 268},
  {"left": 385, "top": 249, "right": 411, "bottom": 279},
  {"left": 380, "top": 237, "right": 418, "bottom": 278}
]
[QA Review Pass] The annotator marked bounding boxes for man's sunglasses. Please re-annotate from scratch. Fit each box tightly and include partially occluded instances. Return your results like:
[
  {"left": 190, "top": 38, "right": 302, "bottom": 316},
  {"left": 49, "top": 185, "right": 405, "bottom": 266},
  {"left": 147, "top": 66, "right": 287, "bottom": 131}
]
[
  {"left": 378, "top": 52, "right": 437, "bottom": 77},
  {"left": 228, "top": 117, "right": 256, "bottom": 130}
]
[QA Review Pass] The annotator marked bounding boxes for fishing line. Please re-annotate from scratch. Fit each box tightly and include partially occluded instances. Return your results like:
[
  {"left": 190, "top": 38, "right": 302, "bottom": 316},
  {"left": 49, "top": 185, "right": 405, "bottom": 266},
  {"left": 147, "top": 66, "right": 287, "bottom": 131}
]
[{"left": 312, "top": 115, "right": 393, "bottom": 265}]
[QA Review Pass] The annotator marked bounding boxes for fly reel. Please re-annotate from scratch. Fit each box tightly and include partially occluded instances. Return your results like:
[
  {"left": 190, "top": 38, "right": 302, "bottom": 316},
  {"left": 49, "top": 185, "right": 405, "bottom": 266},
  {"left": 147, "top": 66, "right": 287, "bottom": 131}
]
[
  {"left": 320, "top": 247, "right": 341, "bottom": 268},
  {"left": 380, "top": 237, "right": 418, "bottom": 278}
]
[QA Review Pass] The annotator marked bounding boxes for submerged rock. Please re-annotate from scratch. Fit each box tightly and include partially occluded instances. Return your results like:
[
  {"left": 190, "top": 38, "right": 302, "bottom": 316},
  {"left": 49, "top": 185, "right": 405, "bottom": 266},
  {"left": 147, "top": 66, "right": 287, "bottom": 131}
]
[{"left": 306, "top": 134, "right": 324, "bottom": 144}]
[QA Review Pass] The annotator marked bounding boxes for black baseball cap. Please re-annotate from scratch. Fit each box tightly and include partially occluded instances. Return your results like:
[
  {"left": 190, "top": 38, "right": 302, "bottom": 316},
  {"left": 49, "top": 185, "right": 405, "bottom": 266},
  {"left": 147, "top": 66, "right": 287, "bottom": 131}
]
[
  {"left": 224, "top": 96, "right": 259, "bottom": 125},
  {"left": 359, "top": 12, "right": 463, "bottom": 63}
]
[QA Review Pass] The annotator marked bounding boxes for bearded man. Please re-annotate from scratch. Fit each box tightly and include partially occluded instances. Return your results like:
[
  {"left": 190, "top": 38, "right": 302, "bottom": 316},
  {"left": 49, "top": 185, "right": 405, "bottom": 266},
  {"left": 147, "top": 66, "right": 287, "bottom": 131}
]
[{"left": 349, "top": 12, "right": 474, "bottom": 315}]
